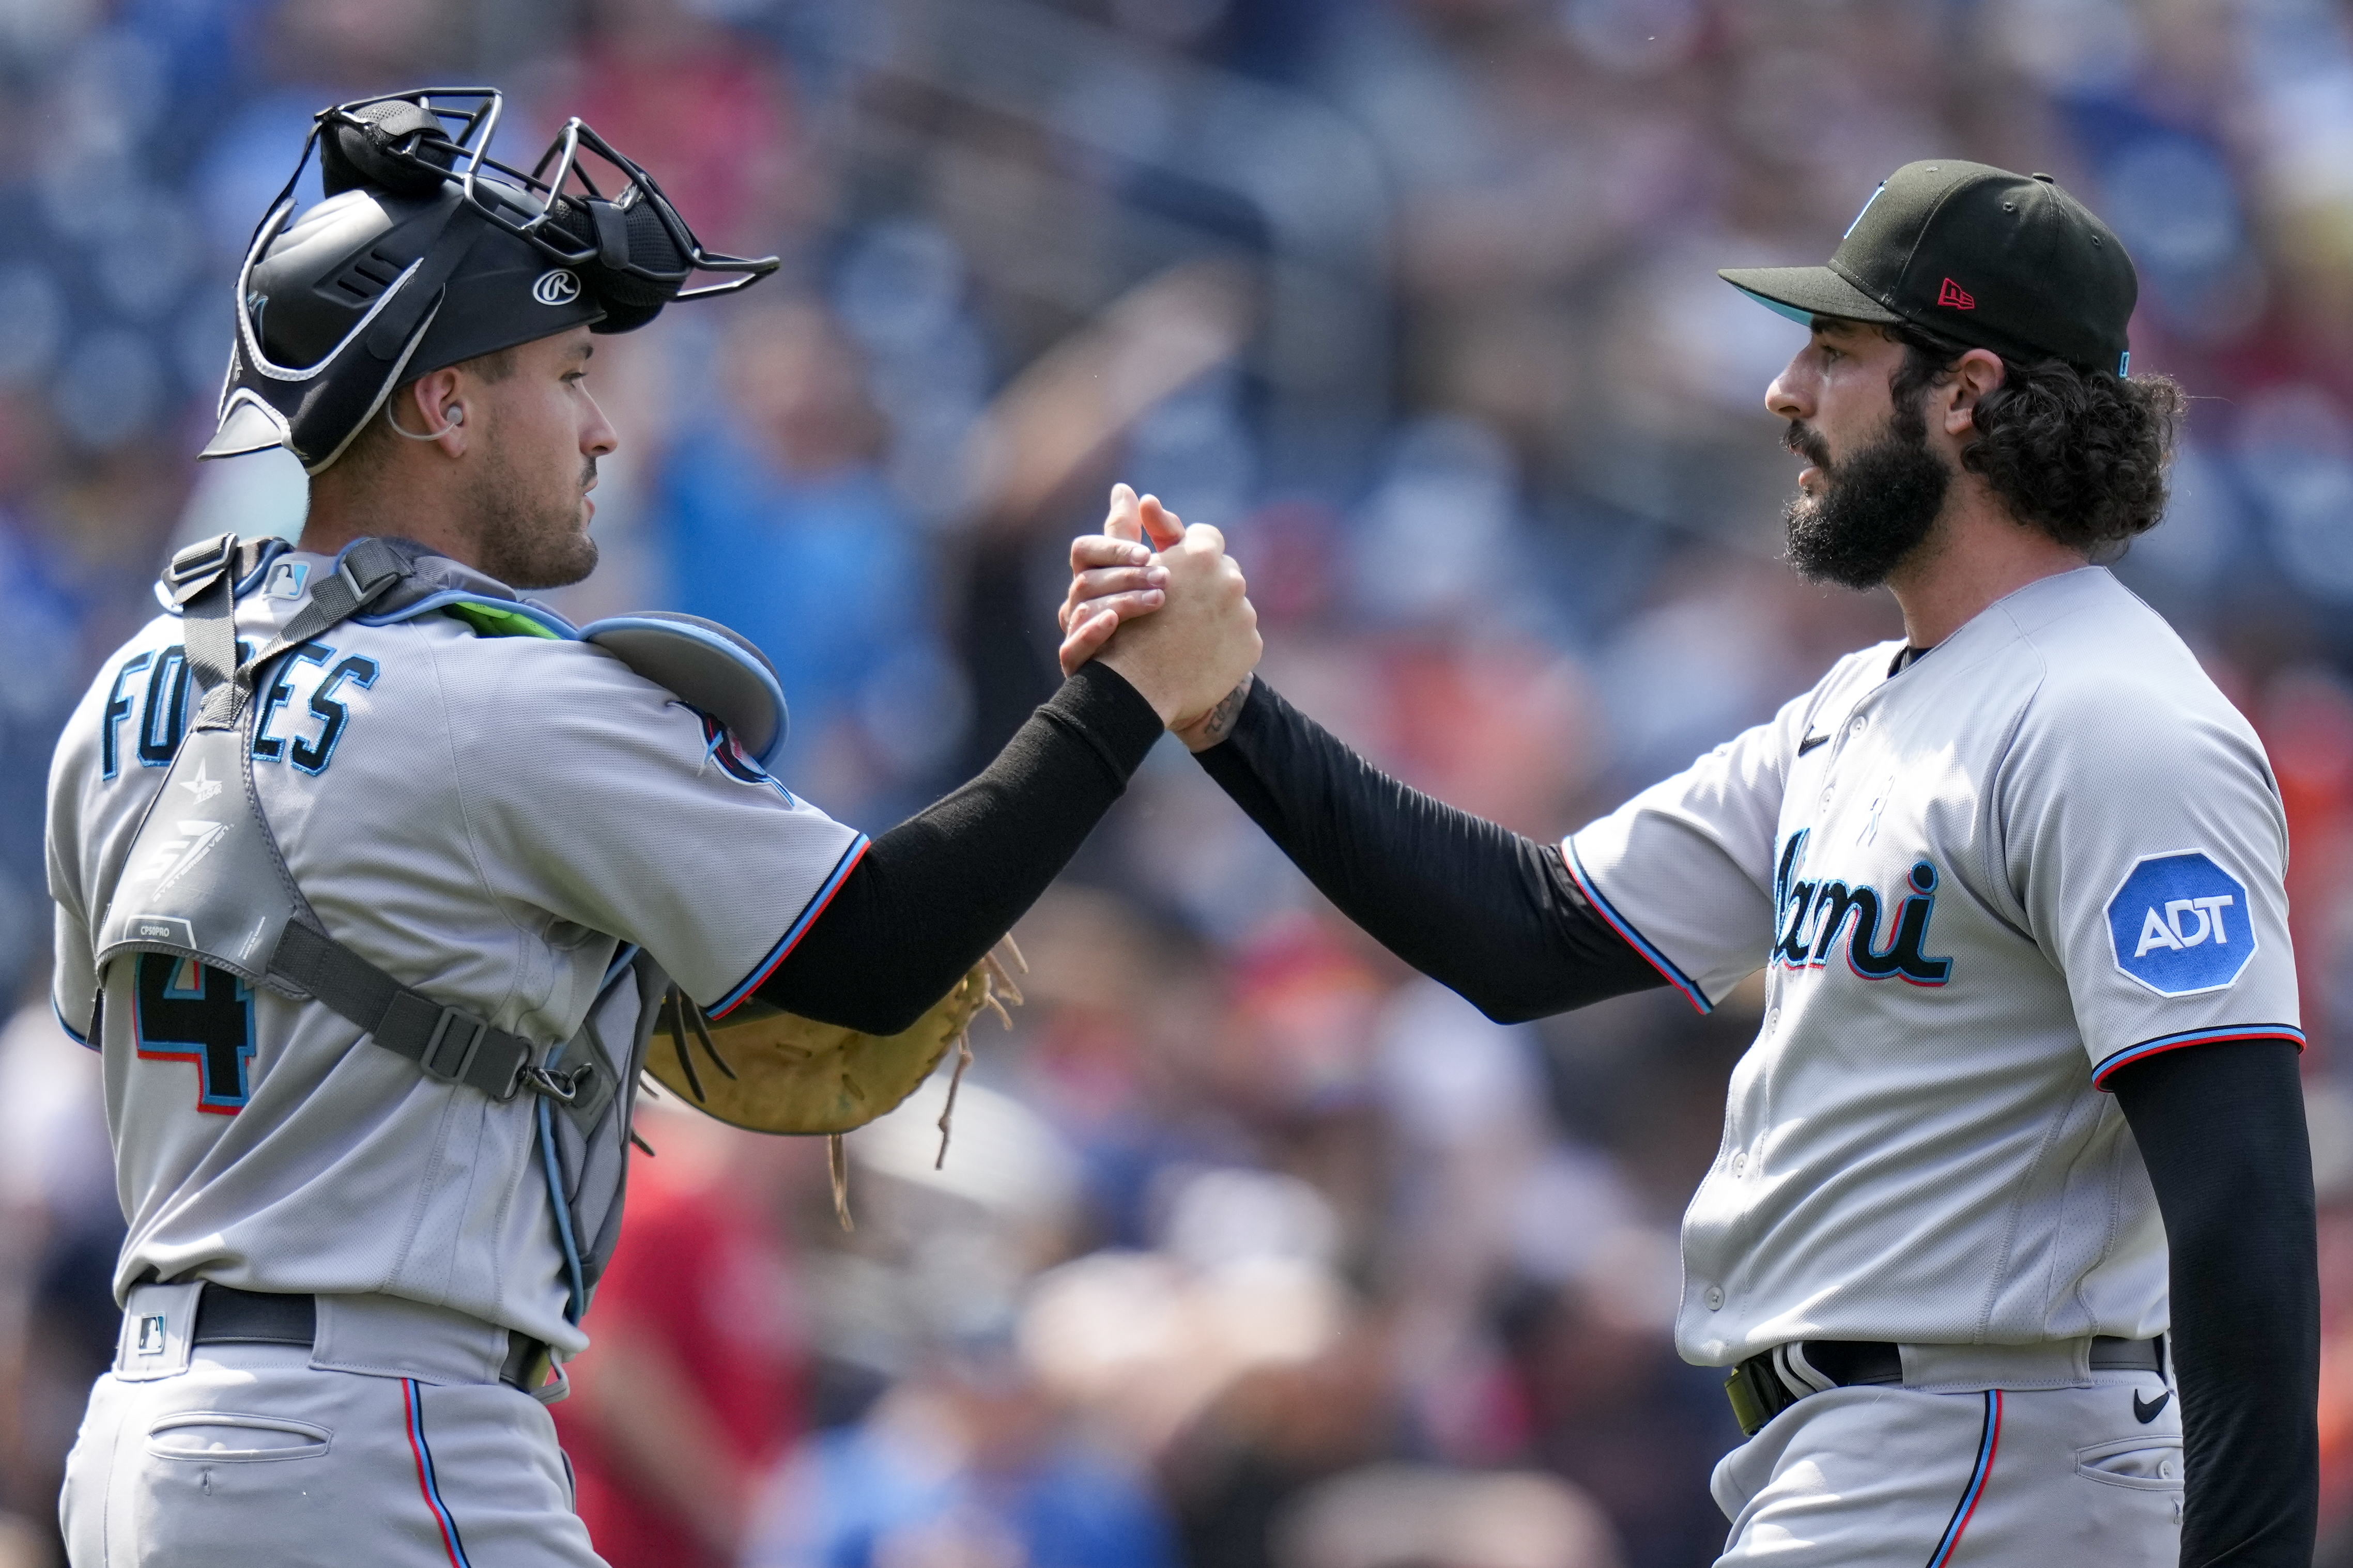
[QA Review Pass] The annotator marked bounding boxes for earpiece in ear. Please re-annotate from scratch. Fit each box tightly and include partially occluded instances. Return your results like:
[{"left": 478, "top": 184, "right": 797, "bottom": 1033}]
[{"left": 387, "top": 402, "right": 463, "bottom": 441}]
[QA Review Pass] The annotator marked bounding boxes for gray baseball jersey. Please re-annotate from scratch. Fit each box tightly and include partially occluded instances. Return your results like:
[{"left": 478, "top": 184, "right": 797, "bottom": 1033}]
[
  {"left": 47, "top": 550, "right": 866, "bottom": 1353},
  {"left": 1564, "top": 566, "right": 2299, "bottom": 1368}
]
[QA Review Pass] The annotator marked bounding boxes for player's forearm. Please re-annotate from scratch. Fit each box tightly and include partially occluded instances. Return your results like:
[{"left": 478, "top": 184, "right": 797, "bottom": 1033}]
[
  {"left": 1192, "top": 677, "right": 1660, "bottom": 1021},
  {"left": 2110, "top": 1039, "right": 2317, "bottom": 1568},
  {"left": 757, "top": 660, "right": 1163, "bottom": 1034}
]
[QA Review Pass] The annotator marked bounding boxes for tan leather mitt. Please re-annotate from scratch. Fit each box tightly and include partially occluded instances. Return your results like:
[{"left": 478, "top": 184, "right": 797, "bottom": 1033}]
[{"left": 644, "top": 939, "right": 1025, "bottom": 1221}]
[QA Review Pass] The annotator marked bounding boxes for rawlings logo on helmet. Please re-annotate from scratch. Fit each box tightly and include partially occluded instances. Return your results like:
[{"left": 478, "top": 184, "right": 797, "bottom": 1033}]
[{"left": 532, "top": 269, "right": 581, "bottom": 306}]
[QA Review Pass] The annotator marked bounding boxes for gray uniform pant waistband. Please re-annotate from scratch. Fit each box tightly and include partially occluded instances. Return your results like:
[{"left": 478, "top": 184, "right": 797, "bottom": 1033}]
[
  {"left": 1727, "top": 1334, "right": 2166, "bottom": 1437},
  {"left": 114, "top": 1282, "right": 556, "bottom": 1394}
]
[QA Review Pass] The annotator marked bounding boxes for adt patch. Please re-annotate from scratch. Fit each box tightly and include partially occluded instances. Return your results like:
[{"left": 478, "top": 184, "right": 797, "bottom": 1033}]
[{"left": 2108, "top": 852, "right": 2254, "bottom": 996}]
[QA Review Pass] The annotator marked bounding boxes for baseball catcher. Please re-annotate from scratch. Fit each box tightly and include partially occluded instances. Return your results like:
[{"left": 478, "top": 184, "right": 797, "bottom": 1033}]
[{"left": 48, "top": 88, "right": 1257, "bottom": 1567}]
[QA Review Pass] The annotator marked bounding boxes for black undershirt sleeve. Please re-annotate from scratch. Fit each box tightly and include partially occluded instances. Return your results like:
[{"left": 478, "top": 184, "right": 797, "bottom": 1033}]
[
  {"left": 1193, "top": 677, "right": 1663, "bottom": 1022},
  {"left": 756, "top": 660, "right": 1164, "bottom": 1034},
  {"left": 2107, "top": 1040, "right": 2318, "bottom": 1568}
]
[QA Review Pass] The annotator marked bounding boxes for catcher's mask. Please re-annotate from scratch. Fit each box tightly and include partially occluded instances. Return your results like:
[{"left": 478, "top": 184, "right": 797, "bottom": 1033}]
[{"left": 201, "top": 87, "right": 778, "bottom": 474}]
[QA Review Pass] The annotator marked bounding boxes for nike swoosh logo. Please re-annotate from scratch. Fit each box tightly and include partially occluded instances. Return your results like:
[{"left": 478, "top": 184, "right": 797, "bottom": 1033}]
[
  {"left": 2133, "top": 1389, "right": 2171, "bottom": 1423},
  {"left": 1798, "top": 734, "right": 1829, "bottom": 756}
]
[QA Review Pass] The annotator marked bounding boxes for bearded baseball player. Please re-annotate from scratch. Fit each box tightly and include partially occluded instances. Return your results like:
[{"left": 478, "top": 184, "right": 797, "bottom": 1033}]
[
  {"left": 1067, "top": 161, "right": 2315, "bottom": 1565},
  {"left": 45, "top": 90, "right": 1256, "bottom": 1567}
]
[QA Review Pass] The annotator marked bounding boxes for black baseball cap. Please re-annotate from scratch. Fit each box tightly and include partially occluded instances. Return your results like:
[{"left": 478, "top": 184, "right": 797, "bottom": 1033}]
[{"left": 1719, "top": 161, "right": 2137, "bottom": 377}]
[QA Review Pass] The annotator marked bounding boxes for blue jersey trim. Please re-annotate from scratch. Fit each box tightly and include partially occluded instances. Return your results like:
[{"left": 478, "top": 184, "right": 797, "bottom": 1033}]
[
  {"left": 354, "top": 588, "right": 580, "bottom": 639},
  {"left": 706, "top": 834, "right": 871, "bottom": 1019},
  {"left": 2090, "top": 1023, "right": 2306, "bottom": 1090},
  {"left": 53, "top": 995, "right": 92, "bottom": 1049},
  {"left": 1563, "top": 840, "right": 1713, "bottom": 1014}
]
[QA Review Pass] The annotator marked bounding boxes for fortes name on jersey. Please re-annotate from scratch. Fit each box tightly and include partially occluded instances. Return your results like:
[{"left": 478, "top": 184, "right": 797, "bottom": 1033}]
[
  {"left": 99, "top": 639, "right": 378, "bottom": 781},
  {"left": 1770, "top": 829, "right": 1954, "bottom": 986}
]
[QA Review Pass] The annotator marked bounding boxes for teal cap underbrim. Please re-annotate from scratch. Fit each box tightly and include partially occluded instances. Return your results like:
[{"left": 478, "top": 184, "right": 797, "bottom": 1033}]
[{"left": 1718, "top": 264, "right": 1902, "bottom": 329}]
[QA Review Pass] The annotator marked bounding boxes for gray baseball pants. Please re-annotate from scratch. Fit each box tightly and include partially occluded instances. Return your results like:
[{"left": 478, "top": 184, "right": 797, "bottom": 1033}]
[
  {"left": 1712, "top": 1356, "right": 2183, "bottom": 1565},
  {"left": 61, "top": 1285, "right": 603, "bottom": 1567}
]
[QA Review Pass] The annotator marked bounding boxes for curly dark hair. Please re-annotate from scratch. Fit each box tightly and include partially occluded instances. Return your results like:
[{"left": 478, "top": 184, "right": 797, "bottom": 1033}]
[{"left": 1886, "top": 323, "right": 2186, "bottom": 556}]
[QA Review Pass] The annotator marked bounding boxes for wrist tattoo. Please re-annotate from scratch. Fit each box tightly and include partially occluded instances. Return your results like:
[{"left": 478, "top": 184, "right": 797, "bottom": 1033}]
[{"left": 1194, "top": 678, "right": 1251, "bottom": 747}]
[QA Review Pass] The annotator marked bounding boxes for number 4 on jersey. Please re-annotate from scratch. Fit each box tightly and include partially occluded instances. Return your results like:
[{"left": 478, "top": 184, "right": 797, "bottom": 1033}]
[{"left": 134, "top": 955, "right": 256, "bottom": 1114}]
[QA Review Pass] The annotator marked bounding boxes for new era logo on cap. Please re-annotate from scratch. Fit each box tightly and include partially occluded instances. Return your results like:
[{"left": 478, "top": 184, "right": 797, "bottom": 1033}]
[{"left": 1937, "top": 277, "right": 1976, "bottom": 311}]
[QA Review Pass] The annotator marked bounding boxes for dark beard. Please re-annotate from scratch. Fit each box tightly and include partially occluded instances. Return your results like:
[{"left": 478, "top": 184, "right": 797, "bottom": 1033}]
[
  {"left": 1781, "top": 410, "right": 1951, "bottom": 591},
  {"left": 466, "top": 444, "right": 601, "bottom": 590}
]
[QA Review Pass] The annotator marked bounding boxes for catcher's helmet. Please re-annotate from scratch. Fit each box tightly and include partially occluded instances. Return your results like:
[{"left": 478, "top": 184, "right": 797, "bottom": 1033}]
[{"left": 202, "top": 88, "right": 778, "bottom": 473}]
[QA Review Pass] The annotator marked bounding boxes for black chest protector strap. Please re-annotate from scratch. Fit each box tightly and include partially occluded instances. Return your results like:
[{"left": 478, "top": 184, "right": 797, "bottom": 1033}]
[
  {"left": 155, "top": 532, "right": 582, "bottom": 1107},
  {"left": 171, "top": 533, "right": 410, "bottom": 729},
  {"left": 271, "top": 919, "right": 544, "bottom": 1101}
]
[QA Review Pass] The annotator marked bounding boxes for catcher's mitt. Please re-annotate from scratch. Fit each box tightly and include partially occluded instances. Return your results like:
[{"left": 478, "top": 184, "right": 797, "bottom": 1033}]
[{"left": 642, "top": 938, "right": 1025, "bottom": 1226}]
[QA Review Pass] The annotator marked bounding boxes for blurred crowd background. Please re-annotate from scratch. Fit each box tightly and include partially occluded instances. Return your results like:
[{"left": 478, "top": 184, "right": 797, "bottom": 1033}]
[{"left": 4, "top": 1, "right": 2353, "bottom": 1565}]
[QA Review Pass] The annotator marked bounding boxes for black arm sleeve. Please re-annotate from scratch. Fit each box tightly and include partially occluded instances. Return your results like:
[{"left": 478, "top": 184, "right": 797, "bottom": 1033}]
[
  {"left": 2108, "top": 1039, "right": 2317, "bottom": 1568},
  {"left": 756, "top": 660, "right": 1164, "bottom": 1034},
  {"left": 1192, "top": 677, "right": 1663, "bottom": 1022}
]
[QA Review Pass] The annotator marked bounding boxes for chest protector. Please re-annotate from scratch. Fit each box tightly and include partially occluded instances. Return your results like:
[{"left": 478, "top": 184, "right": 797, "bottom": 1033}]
[{"left": 89, "top": 533, "right": 792, "bottom": 1323}]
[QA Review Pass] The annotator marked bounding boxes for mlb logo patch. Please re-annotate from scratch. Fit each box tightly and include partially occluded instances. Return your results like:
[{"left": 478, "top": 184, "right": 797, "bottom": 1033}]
[
  {"left": 2108, "top": 851, "right": 2254, "bottom": 996},
  {"left": 265, "top": 561, "right": 310, "bottom": 600},
  {"left": 135, "top": 1313, "right": 167, "bottom": 1355}
]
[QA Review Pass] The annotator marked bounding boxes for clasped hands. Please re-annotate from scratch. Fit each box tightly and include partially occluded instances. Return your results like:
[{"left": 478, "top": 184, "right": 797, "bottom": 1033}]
[{"left": 1056, "top": 484, "right": 1259, "bottom": 751}]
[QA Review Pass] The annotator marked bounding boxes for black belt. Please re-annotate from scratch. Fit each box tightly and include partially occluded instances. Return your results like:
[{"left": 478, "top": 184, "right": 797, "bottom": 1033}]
[
  {"left": 1725, "top": 1334, "right": 2165, "bottom": 1437},
  {"left": 189, "top": 1285, "right": 551, "bottom": 1393}
]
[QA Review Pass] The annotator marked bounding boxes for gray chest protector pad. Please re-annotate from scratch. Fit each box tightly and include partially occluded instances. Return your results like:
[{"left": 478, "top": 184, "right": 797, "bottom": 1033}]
[{"left": 88, "top": 533, "right": 793, "bottom": 1308}]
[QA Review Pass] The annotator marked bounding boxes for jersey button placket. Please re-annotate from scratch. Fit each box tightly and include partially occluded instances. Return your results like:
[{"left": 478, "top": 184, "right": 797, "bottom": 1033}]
[{"left": 1822, "top": 712, "right": 1867, "bottom": 811}]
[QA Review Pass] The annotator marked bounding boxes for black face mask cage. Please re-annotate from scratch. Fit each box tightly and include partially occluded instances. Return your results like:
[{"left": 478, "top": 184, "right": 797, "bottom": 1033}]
[{"left": 274, "top": 88, "right": 779, "bottom": 302}]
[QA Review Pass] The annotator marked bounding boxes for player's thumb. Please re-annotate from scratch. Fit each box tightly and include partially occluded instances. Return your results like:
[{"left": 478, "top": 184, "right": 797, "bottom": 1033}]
[
  {"left": 1139, "top": 494, "right": 1185, "bottom": 550},
  {"left": 1103, "top": 483, "right": 1145, "bottom": 544}
]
